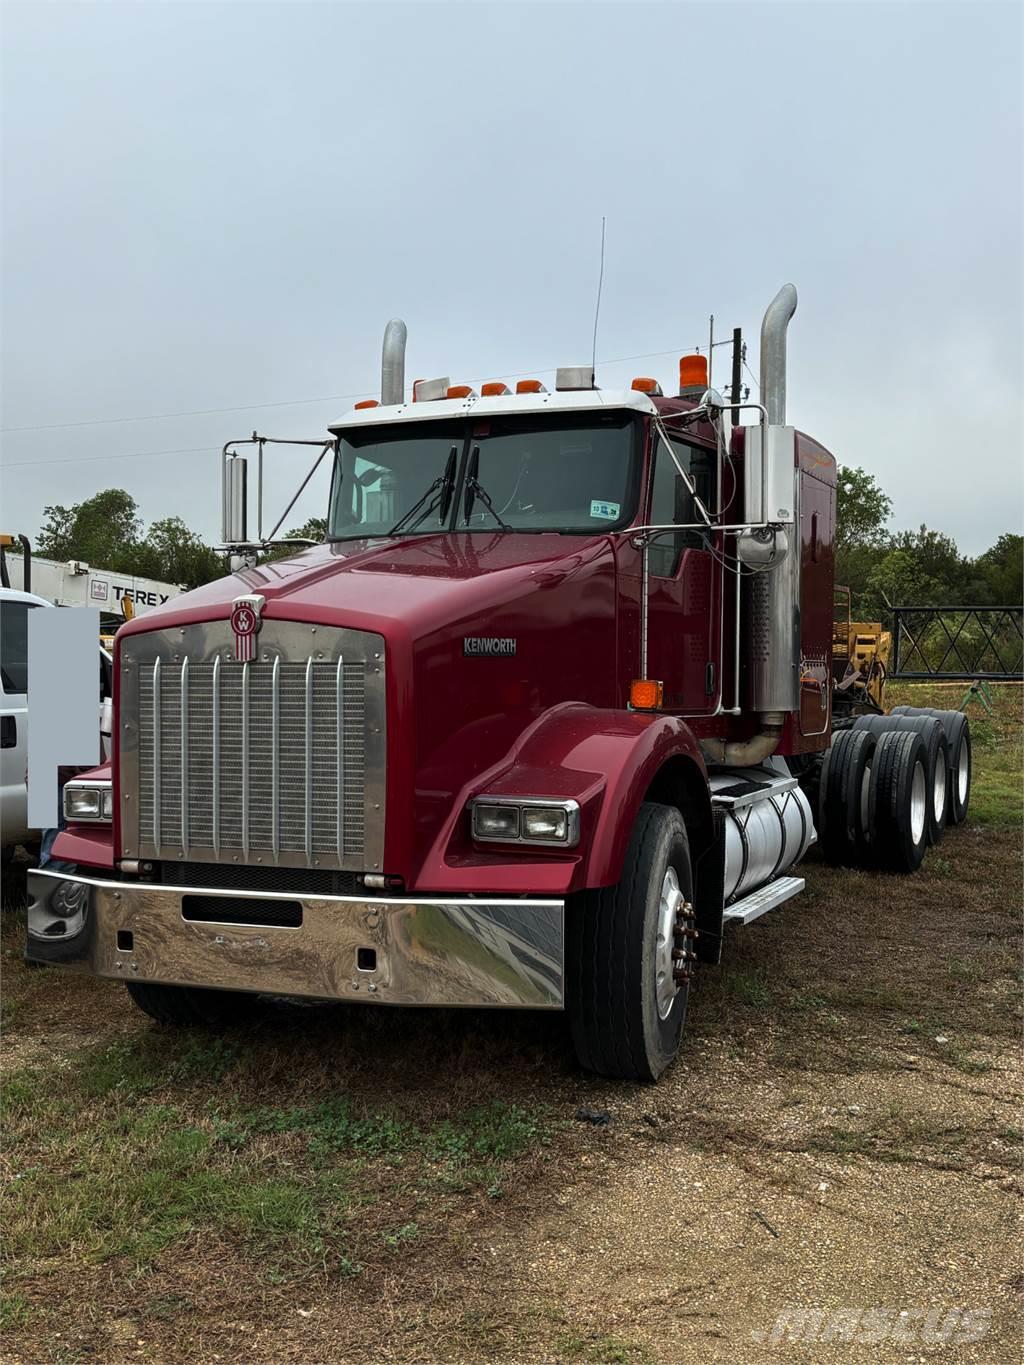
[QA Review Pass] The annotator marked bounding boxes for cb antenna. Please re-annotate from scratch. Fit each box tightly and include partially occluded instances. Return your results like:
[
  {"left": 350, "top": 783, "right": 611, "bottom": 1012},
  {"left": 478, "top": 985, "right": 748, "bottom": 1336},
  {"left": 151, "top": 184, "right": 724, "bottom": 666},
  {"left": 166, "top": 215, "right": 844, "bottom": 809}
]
[{"left": 591, "top": 215, "right": 606, "bottom": 377}]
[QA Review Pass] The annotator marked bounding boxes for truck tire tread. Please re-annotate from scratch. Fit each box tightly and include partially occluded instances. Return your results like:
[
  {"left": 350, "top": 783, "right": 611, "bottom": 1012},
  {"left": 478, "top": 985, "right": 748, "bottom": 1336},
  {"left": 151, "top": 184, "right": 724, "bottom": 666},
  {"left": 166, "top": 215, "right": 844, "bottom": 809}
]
[{"left": 126, "top": 981, "right": 259, "bottom": 1027}]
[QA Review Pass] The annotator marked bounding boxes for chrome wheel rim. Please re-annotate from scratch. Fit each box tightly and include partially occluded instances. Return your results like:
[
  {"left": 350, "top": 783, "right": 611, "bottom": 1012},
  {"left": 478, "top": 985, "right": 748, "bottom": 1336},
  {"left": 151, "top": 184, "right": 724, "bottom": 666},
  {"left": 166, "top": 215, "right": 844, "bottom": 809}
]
[
  {"left": 860, "top": 760, "right": 873, "bottom": 842},
  {"left": 655, "top": 866, "right": 683, "bottom": 1020},
  {"left": 910, "top": 761, "right": 927, "bottom": 845},
  {"left": 957, "top": 739, "right": 969, "bottom": 804},
  {"left": 933, "top": 758, "right": 947, "bottom": 826}
]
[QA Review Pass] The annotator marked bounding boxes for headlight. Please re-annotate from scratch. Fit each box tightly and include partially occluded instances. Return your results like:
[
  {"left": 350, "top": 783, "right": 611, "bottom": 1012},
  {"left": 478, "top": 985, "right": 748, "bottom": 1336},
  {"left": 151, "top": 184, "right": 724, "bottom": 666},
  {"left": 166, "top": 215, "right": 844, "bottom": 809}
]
[
  {"left": 63, "top": 782, "right": 113, "bottom": 823},
  {"left": 470, "top": 797, "right": 579, "bottom": 848}
]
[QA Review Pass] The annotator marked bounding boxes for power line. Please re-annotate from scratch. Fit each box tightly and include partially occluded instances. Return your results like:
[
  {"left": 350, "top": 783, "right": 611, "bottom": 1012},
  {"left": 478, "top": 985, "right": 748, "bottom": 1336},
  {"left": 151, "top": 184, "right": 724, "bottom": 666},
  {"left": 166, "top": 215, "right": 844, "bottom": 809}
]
[
  {"left": 1, "top": 444, "right": 215, "bottom": 471},
  {"left": 1, "top": 344, "right": 708, "bottom": 437}
]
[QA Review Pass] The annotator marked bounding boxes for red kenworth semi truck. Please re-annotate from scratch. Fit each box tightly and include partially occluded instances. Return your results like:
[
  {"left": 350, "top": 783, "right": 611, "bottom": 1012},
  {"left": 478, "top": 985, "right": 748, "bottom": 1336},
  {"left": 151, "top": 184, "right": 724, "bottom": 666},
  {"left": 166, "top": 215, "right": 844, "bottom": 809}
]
[{"left": 28, "top": 286, "right": 953, "bottom": 1081}]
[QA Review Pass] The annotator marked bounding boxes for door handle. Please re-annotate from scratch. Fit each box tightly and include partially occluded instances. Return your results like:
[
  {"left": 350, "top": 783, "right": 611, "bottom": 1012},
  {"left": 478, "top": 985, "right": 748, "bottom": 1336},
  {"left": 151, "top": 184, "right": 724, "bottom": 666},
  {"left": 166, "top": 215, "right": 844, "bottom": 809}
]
[{"left": 1, "top": 715, "right": 15, "bottom": 749}]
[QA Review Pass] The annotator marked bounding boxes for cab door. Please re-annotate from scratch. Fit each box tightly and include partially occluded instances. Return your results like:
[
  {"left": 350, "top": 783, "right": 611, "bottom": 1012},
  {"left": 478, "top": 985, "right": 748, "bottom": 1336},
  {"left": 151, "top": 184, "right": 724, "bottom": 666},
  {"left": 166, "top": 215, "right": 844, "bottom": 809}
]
[
  {"left": 643, "top": 432, "right": 722, "bottom": 714},
  {"left": 0, "top": 598, "right": 35, "bottom": 849}
]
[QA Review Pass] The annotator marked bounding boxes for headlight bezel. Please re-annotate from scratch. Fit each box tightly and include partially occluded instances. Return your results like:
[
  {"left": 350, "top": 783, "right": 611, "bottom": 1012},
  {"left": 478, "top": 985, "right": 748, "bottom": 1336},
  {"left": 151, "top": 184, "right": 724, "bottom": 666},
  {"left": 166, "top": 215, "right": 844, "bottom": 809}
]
[
  {"left": 470, "top": 796, "right": 580, "bottom": 849},
  {"left": 63, "top": 780, "right": 114, "bottom": 824}
]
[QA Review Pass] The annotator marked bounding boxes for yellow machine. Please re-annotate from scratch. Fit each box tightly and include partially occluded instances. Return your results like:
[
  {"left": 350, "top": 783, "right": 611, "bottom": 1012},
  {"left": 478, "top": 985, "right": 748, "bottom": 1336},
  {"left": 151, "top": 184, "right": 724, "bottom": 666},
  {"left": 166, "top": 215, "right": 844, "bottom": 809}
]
[{"left": 832, "top": 586, "right": 892, "bottom": 714}]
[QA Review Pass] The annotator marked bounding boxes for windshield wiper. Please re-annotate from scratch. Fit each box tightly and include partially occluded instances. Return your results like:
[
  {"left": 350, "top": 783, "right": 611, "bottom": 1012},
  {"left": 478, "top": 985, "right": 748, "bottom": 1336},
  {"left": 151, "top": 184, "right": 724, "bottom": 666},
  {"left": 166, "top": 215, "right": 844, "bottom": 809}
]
[
  {"left": 387, "top": 446, "right": 458, "bottom": 537},
  {"left": 463, "top": 445, "right": 511, "bottom": 531}
]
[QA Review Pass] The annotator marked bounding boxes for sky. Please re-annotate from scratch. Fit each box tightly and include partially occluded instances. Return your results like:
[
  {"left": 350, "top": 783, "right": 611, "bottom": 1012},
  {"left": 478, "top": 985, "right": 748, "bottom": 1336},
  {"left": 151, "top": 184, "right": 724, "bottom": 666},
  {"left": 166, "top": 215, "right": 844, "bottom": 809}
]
[{"left": 1, "top": 0, "right": 1021, "bottom": 559}]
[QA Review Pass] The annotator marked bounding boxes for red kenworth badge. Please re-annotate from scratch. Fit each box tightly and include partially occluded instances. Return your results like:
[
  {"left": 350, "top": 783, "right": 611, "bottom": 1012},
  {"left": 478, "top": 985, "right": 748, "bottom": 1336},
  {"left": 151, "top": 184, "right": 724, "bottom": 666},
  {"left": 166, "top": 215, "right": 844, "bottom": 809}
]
[{"left": 230, "top": 594, "right": 265, "bottom": 662}]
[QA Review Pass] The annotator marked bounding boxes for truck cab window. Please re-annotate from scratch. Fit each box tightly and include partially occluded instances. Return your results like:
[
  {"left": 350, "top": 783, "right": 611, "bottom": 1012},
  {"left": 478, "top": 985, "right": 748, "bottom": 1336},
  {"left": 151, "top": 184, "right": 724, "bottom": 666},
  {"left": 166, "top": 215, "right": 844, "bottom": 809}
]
[
  {"left": 648, "top": 435, "right": 716, "bottom": 577},
  {"left": 456, "top": 412, "right": 638, "bottom": 533},
  {"left": 329, "top": 424, "right": 464, "bottom": 539},
  {"left": 0, "top": 602, "right": 30, "bottom": 695}
]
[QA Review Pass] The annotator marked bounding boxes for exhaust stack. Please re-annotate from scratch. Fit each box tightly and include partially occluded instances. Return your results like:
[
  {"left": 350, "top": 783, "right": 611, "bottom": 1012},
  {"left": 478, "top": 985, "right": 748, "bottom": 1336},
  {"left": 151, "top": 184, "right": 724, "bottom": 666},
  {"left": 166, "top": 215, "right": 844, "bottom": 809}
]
[
  {"left": 759, "top": 284, "right": 797, "bottom": 424},
  {"left": 706, "top": 285, "right": 801, "bottom": 768},
  {"left": 381, "top": 319, "right": 407, "bottom": 406}
]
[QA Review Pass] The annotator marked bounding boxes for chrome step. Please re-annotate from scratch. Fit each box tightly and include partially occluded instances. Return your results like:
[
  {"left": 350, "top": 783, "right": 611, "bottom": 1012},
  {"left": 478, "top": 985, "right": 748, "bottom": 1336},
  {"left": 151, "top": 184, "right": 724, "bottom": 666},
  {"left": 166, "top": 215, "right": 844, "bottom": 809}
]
[{"left": 722, "top": 875, "right": 805, "bottom": 926}]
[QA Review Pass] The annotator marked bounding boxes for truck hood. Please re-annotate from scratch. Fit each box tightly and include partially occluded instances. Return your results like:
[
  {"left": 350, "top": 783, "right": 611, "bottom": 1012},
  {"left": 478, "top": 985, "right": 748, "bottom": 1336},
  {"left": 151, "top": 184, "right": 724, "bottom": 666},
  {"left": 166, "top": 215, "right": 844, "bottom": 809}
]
[{"left": 118, "top": 533, "right": 615, "bottom": 643}]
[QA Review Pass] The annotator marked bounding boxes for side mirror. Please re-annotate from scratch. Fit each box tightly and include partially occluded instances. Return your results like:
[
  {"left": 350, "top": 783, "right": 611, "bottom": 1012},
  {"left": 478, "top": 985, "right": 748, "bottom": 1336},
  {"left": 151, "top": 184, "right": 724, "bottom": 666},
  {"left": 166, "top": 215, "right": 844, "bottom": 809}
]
[
  {"left": 222, "top": 456, "right": 248, "bottom": 543},
  {"left": 743, "top": 425, "right": 795, "bottom": 525}
]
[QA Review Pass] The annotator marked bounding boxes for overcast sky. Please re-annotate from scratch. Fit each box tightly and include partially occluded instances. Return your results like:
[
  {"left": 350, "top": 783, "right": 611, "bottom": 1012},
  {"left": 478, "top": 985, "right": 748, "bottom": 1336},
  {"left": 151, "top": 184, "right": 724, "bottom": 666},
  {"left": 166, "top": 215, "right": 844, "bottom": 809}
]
[{"left": 2, "top": 1, "right": 1021, "bottom": 558}]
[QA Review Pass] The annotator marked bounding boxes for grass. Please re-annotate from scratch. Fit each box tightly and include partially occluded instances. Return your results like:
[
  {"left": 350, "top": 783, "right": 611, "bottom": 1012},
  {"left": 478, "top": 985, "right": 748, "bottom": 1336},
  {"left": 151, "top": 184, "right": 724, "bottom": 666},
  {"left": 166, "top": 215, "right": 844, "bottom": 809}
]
[
  {"left": 3, "top": 1037, "right": 551, "bottom": 1283},
  {"left": 0, "top": 681, "right": 1020, "bottom": 1362},
  {"left": 887, "top": 681, "right": 1023, "bottom": 831}
]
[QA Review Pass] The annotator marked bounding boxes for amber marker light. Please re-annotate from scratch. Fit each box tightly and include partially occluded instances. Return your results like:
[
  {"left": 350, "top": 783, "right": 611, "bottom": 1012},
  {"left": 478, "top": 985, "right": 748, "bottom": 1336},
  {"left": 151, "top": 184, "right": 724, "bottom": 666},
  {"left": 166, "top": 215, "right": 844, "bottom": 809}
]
[
  {"left": 515, "top": 379, "right": 547, "bottom": 394},
  {"left": 446, "top": 384, "right": 476, "bottom": 399},
  {"left": 354, "top": 399, "right": 379, "bottom": 410},
  {"left": 631, "top": 377, "right": 663, "bottom": 395},
  {"left": 481, "top": 381, "right": 511, "bottom": 396},
  {"left": 678, "top": 354, "right": 708, "bottom": 391},
  {"left": 630, "top": 679, "right": 664, "bottom": 710}
]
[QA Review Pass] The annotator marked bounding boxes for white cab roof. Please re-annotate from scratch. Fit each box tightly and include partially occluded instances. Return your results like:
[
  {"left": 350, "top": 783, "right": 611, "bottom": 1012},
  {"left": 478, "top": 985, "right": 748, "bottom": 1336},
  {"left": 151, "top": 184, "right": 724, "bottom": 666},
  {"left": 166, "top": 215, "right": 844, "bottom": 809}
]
[
  {"left": 329, "top": 387, "right": 657, "bottom": 433},
  {"left": 0, "top": 586, "right": 52, "bottom": 609}
]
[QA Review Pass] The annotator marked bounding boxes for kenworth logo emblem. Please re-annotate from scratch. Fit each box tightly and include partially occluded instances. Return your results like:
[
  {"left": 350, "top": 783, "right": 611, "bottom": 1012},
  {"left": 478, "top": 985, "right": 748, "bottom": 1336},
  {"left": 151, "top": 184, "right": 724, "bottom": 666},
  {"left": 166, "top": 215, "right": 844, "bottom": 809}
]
[
  {"left": 230, "top": 594, "right": 265, "bottom": 662},
  {"left": 464, "top": 637, "right": 517, "bottom": 657}
]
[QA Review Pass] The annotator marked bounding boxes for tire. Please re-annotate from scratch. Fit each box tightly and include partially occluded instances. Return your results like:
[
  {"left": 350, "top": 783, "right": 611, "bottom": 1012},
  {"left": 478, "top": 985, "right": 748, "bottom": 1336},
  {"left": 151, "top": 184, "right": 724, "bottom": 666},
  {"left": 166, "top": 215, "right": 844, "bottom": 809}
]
[
  {"left": 567, "top": 802, "right": 693, "bottom": 1082},
  {"left": 851, "top": 714, "right": 949, "bottom": 844},
  {"left": 819, "top": 729, "right": 877, "bottom": 866},
  {"left": 868, "top": 730, "right": 929, "bottom": 874},
  {"left": 125, "top": 981, "right": 260, "bottom": 1026},
  {"left": 891, "top": 707, "right": 971, "bottom": 825}
]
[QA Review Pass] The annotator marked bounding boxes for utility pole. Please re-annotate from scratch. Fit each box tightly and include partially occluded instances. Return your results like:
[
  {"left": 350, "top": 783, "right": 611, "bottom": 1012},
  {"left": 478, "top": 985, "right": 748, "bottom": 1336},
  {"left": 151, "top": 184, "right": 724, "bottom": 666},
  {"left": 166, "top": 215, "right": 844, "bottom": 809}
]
[{"left": 730, "top": 328, "right": 743, "bottom": 409}]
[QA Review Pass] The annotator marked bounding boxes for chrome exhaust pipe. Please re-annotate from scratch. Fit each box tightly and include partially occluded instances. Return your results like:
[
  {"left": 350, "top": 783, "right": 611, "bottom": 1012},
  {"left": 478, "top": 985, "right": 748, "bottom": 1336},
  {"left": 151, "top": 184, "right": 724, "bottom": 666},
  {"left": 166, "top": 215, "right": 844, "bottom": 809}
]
[
  {"left": 759, "top": 284, "right": 797, "bottom": 425},
  {"left": 381, "top": 319, "right": 407, "bottom": 406}
]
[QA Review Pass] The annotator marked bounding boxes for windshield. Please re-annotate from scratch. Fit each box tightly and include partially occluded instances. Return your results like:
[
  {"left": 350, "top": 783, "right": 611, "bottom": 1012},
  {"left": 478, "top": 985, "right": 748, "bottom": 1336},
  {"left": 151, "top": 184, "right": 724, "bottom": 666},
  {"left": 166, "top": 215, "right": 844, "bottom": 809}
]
[{"left": 328, "top": 411, "right": 639, "bottom": 538}]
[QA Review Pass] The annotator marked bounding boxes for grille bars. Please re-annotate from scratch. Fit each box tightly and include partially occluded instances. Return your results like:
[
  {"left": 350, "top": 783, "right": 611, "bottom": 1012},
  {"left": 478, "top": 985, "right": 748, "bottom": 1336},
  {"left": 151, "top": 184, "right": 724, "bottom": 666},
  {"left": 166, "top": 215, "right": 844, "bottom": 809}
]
[
  {"left": 271, "top": 655, "right": 280, "bottom": 858},
  {"left": 304, "top": 656, "right": 314, "bottom": 864},
  {"left": 180, "top": 657, "right": 190, "bottom": 852},
  {"left": 212, "top": 654, "right": 221, "bottom": 856},
  {"left": 152, "top": 656, "right": 161, "bottom": 854},
  {"left": 241, "top": 660, "right": 250, "bottom": 858},
  {"left": 138, "top": 646, "right": 368, "bottom": 866},
  {"left": 336, "top": 655, "right": 345, "bottom": 860}
]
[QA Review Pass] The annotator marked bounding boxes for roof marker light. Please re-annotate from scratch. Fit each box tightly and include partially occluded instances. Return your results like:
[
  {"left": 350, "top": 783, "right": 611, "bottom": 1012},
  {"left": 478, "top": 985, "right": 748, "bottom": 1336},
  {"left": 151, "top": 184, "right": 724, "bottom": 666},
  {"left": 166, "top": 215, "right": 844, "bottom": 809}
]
[
  {"left": 678, "top": 354, "right": 708, "bottom": 395},
  {"left": 515, "top": 379, "right": 547, "bottom": 395},
  {"left": 446, "top": 384, "right": 477, "bottom": 400},
  {"left": 631, "top": 377, "right": 663, "bottom": 396},
  {"left": 413, "top": 377, "right": 450, "bottom": 402},
  {"left": 354, "top": 399, "right": 380, "bottom": 410},
  {"left": 481, "top": 382, "right": 511, "bottom": 397}
]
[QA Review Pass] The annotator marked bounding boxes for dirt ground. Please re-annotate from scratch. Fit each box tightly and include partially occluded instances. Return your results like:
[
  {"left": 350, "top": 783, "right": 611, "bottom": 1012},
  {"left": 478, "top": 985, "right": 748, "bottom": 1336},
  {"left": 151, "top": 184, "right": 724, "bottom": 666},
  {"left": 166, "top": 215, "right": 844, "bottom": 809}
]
[{"left": 2, "top": 686, "right": 1021, "bottom": 1364}]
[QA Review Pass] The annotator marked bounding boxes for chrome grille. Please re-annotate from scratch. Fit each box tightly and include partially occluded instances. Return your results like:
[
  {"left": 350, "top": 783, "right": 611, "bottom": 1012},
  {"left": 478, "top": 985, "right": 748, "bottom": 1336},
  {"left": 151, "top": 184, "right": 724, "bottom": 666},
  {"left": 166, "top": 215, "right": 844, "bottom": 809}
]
[{"left": 120, "top": 620, "right": 385, "bottom": 872}]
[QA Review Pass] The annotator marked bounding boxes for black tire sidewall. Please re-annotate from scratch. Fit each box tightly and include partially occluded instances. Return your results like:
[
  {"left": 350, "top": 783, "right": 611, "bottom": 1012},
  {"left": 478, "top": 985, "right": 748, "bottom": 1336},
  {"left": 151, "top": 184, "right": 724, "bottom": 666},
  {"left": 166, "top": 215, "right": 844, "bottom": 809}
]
[{"left": 634, "top": 808, "right": 692, "bottom": 1080}]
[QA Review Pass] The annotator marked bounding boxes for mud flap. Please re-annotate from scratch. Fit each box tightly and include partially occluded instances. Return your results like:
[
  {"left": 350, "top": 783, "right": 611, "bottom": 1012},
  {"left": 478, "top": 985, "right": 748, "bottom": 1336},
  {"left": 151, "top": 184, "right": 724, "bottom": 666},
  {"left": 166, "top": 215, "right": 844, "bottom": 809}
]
[{"left": 693, "top": 807, "right": 726, "bottom": 964}]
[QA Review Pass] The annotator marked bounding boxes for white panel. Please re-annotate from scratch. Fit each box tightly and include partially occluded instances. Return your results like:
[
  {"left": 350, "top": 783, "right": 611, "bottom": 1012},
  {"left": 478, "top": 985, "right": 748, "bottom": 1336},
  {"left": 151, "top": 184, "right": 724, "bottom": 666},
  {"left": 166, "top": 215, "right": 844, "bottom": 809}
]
[{"left": 27, "top": 608, "right": 100, "bottom": 827}]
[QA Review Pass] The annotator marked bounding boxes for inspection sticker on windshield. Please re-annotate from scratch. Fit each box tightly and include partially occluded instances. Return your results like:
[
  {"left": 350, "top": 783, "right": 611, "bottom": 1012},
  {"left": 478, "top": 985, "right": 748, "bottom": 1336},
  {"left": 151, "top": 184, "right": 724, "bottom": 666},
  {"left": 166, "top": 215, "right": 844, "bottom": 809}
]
[{"left": 590, "top": 499, "right": 620, "bottom": 521}]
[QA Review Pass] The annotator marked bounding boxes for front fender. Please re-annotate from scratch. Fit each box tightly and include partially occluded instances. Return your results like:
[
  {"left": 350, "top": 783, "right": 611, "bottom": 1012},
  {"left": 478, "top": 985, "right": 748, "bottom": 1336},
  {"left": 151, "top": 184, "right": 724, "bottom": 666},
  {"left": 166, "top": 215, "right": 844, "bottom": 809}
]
[{"left": 414, "top": 703, "right": 709, "bottom": 895}]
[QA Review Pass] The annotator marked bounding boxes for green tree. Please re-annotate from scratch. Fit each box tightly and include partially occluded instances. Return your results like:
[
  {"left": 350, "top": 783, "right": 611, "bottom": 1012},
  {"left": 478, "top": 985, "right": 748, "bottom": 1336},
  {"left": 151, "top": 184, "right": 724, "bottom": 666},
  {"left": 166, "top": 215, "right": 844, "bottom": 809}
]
[
  {"left": 37, "top": 489, "right": 145, "bottom": 574},
  {"left": 971, "top": 533, "right": 1023, "bottom": 604},
  {"left": 282, "top": 516, "right": 326, "bottom": 544},
  {"left": 36, "top": 489, "right": 224, "bottom": 588},
  {"left": 835, "top": 466, "right": 892, "bottom": 553},
  {"left": 834, "top": 466, "right": 893, "bottom": 607},
  {"left": 143, "top": 517, "right": 224, "bottom": 590}
]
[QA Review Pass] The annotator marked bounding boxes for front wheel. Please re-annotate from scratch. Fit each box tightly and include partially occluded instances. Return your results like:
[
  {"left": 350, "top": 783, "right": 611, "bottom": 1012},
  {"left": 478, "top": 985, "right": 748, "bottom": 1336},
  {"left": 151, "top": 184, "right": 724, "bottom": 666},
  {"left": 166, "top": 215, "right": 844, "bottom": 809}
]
[{"left": 567, "top": 802, "right": 695, "bottom": 1082}]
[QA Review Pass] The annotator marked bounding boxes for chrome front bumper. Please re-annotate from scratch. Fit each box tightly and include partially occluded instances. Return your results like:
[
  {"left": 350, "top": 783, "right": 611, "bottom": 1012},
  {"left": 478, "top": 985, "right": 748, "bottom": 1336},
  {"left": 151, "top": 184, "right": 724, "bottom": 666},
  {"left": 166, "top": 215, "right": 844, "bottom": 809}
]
[{"left": 26, "top": 870, "right": 564, "bottom": 1009}]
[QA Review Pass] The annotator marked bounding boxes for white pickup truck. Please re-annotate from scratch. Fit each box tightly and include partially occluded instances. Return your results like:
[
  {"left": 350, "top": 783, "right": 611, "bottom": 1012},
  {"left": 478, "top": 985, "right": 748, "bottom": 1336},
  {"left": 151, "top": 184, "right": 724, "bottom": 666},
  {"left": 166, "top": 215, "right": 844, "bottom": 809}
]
[{"left": 0, "top": 587, "right": 112, "bottom": 862}]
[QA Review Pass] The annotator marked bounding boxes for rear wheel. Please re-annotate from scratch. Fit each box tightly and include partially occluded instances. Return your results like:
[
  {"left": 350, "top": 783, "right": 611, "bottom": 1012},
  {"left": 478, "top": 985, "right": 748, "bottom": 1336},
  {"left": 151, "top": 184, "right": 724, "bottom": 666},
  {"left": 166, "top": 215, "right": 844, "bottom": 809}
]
[
  {"left": 868, "top": 730, "right": 929, "bottom": 873},
  {"left": 567, "top": 802, "right": 694, "bottom": 1082},
  {"left": 125, "top": 981, "right": 260, "bottom": 1026},
  {"left": 820, "top": 729, "right": 877, "bottom": 865},
  {"left": 890, "top": 706, "right": 971, "bottom": 824},
  {"left": 852, "top": 714, "right": 949, "bottom": 844}
]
